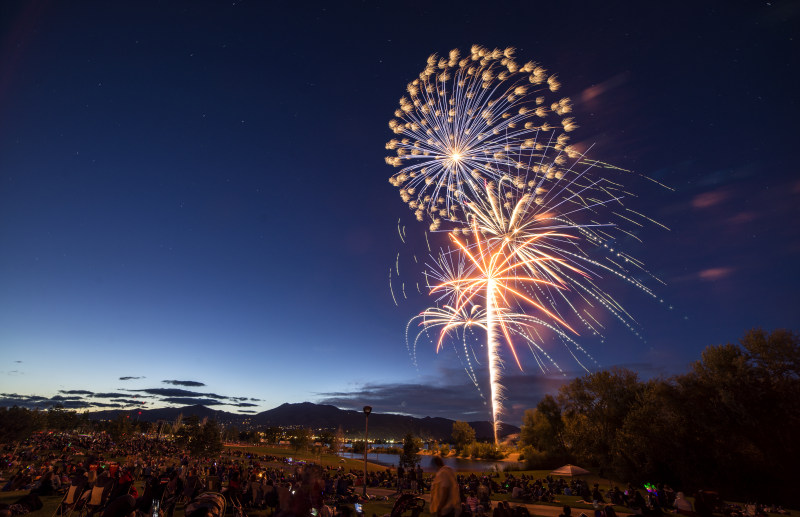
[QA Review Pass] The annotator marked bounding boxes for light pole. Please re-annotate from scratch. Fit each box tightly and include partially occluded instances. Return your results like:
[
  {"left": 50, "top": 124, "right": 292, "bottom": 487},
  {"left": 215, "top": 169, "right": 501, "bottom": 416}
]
[{"left": 362, "top": 405, "right": 372, "bottom": 497}]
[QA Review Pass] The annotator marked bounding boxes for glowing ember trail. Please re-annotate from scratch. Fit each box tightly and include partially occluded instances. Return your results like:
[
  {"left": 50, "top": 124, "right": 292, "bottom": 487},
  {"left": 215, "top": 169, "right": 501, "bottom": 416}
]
[{"left": 429, "top": 219, "right": 580, "bottom": 443}]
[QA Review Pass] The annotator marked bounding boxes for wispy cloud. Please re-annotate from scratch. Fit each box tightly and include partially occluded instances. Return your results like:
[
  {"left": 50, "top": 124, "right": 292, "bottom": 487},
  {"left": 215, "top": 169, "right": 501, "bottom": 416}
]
[
  {"left": 92, "top": 402, "right": 124, "bottom": 408},
  {"left": 111, "top": 399, "right": 148, "bottom": 406},
  {"left": 128, "top": 388, "right": 228, "bottom": 398},
  {"left": 161, "top": 397, "right": 224, "bottom": 406},
  {"left": 698, "top": 267, "right": 735, "bottom": 281},
  {"left": 162, "top": 380, "right": 206, "bottom": 387},
  {"left": 93, "top": 392, "right": 130, "bottom": 398},
  {"left": 119, "top": 376, "right": 144, "bottom": 381},
  {"left": 692, "top": 189, "right": 731, "bottom": 209},
  {"left": 0, "top": 393, "right": 92, "bottom": 409}
]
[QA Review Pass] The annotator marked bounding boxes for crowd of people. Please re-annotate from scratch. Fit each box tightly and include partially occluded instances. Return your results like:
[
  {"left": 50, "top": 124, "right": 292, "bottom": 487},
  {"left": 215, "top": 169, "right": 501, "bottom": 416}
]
[
  {"left": 0, "top": 431, "right": 368, "bottom": 517},
  {"left": 0, "top": 431, "right": 790, "bottom": 517}
]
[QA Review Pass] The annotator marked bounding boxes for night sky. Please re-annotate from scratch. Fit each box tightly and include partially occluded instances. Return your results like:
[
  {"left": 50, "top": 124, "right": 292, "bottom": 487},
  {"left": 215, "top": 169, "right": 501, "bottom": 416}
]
[{"left": 1, "top": 2, "right": 798, "bottom": 424}]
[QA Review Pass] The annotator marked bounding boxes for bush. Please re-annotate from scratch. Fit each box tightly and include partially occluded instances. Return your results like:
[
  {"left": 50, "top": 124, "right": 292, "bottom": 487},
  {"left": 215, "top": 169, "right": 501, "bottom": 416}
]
[
  {"left": 468, "top": 442, "right": 506, "bottom": 460},
  {"left": 520, "top": 445, "right": 565, "bottom": 470}
]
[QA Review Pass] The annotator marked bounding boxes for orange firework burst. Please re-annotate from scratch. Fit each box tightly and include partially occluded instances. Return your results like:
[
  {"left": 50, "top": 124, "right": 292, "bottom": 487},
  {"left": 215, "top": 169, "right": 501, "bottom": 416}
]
[{"left": 427, "top": 218, "right": 588, "bottom": 443}]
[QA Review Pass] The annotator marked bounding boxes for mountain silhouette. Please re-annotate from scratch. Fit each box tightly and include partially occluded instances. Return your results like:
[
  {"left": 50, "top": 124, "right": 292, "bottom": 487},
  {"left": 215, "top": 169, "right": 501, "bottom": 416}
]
[{"left": 89, "top": 401, "right": 519, "bottom": 441}]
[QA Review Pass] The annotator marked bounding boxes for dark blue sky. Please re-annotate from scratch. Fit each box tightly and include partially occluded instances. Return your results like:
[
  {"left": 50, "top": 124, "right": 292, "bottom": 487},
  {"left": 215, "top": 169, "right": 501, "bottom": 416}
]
[{"left": 1, "top": 1, "right": 797, "bottom": 424}]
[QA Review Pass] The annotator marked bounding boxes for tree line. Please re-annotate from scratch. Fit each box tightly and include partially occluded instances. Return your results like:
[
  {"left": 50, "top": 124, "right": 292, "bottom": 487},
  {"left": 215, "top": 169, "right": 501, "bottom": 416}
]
[{"left": 518, "top": 328, "right": 799, "bottom": 503}]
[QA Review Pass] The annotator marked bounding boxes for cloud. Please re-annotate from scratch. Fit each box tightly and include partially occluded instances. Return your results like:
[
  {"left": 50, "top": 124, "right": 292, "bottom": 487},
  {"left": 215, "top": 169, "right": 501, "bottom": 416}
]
[
  {"left": 14, "top": 361, "right": 22, "bottom": 363},
  {"left": 92, "top": 392, "right": 130, "bottom": 399},
  {"left": 1, "top": 383, "right": 259, "bottom": 413},
  {"left": 111, "top": 399, "right": 148, "bottom": 406},
  {"left": 0, "top": 393, "right": 48, "bottom": 402},
  {"left": 51, "top": 395, "right": 85, "bottom": 401},
  {"left": 92, "top": 402, "right": 124, "bottom": 408},
  {"left": 237, "top": 410, "right": 257, "bottom": 414},
  {"left": 0, "top": 394, "right": 92, "bottom": 409},
  {"left": 128, "top": 388, "right": 228, "bottom": 399},
  {"left": 119, "top": 376, "right": 144, "bottom": 381},
  {"left": 692, "top": 189, "right": 731, "bottom": 209},
  {"left": 162, "top": 380, "right": 206, "bottom": 387},
  {"left": 698, "top": 267, "right": 735, "bottom": 281},
  {"left": 161, "top": 397, "right": 224, "bottom": 406},
  {"left": 580, "top": 72, "right": 630, "bottom": 103},
  {"left": 54, "top": 400, "right": 93, "bottom": 408}
]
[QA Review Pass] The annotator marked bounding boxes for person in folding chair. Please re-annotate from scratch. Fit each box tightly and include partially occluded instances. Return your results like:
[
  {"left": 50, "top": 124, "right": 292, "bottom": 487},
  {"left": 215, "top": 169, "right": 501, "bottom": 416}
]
[
  {"left": 83, "top": 469, "right": 116, "bottom": 517},
  {"left": 55, "top": 471, "right": 89, "bottom": 517}
]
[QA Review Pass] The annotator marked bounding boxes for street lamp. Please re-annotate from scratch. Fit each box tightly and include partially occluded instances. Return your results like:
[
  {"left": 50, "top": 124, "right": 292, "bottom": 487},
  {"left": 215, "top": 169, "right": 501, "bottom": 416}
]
[{"left": 362, "top": 406, "right": 372, "bottom": 497}]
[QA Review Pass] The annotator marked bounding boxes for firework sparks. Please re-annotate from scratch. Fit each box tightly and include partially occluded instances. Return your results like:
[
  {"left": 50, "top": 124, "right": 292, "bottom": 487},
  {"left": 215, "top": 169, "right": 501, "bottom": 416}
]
[
  {"left": 427, "top": 218, "right": 583, "bottom": 443},
  {"left": 385, "top": 45, "right": 580, "bottom": 232},
  {"left": 386, "top": 45, "right": 665, "bottom": 443}
]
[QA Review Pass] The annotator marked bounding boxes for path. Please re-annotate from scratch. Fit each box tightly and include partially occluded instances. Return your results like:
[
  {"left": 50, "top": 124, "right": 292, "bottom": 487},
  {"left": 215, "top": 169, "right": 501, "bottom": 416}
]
[{"left": 363, "top": 488, "right": 630, "bottom": 517}]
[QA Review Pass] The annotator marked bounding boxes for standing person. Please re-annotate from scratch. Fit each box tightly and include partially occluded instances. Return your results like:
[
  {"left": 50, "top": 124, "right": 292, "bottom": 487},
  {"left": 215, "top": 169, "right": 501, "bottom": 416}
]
[
  {"left": 430, "top": 456, "right": 460, "bottom": 517},
  {"left": 396, "top": 465, "right": 404, "bottom": 493}
]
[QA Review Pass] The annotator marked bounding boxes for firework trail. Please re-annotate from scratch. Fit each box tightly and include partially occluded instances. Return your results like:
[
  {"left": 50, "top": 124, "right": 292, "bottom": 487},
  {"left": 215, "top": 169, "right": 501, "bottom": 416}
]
[{"left": 385, "top": 45, "right": 665, "bottom": 443}]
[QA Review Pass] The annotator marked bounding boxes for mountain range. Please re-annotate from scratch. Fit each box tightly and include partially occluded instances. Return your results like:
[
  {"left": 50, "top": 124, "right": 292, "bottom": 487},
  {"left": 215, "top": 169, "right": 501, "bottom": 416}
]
[{"left": 89, "top": 402, "right": 519, "bottom": 441}]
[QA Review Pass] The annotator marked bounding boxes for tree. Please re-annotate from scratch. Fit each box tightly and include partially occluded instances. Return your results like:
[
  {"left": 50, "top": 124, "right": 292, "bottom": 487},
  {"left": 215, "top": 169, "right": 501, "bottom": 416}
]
[
  {"left": 467, "top": 441, "right": 505, "bottom": 460},
  {"left": 611, "top": 379, "right": 682, "bottom": 484},
  {"left": 47, "top": 405, "right": 81, "bottom": 431},
  {"left": 176, "top": 416, "right": 222, "bottom": 456},
  {"left": 260, "top": 426, "right": 283, "bottom": 444},
  {"left": 0, "top": 406, "right": 41, "bottom": 444},
  {"left": 317, "top": 430, "right": 335, "bottom": 449},
  {"left": 223, "top": 425, "right": 240, "bottom": 442},
  {"left": 668, "top": 328, "right": 800, "bottom": 503},
  {"left": 399, "top": 432, "right": 421, "bottom": 468},
  {"left": 289, "top": 427, "right": 312, "bottom": 452},
  {"left": 171, "top": 413, "right": 184, "bottom": 435},
  {"left": 175, "top": 415, "right": 200, "bottom": 450},
  {"left": 108, "top": 413, "right": 134, "bottom": 441},
  {"left": 138, "top": 420, "right": 153, "bottom": 434},
  {"left": 519, "top": 395, "right": 566, "bottom": 455},
  {"left": 559, "top": 367, "right": 642, "bottom": 467},
  {"left": 333, "top": 425, "right": 345, "bottom": 453},
  {"left": 452, "top": 421, "right": 476, "bottom": 455},
  {"left": 196, "top": 420, "right": 223, "bottom": 456}
]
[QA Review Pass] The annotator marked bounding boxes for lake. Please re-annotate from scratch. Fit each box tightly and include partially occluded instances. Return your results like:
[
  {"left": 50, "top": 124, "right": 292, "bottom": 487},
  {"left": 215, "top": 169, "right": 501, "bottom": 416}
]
[{"left": 338, "top": 451, "right": 521, "bottom": 473}]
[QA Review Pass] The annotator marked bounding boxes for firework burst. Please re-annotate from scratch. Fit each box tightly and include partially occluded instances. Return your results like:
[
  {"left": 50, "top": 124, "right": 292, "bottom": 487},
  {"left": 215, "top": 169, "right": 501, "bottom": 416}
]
[
  {"left": 386, "top": 45, "right": 666, "bottom": 443},
  {"left": 385, "top": 45, "right": 582, "bottom": 232}
]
